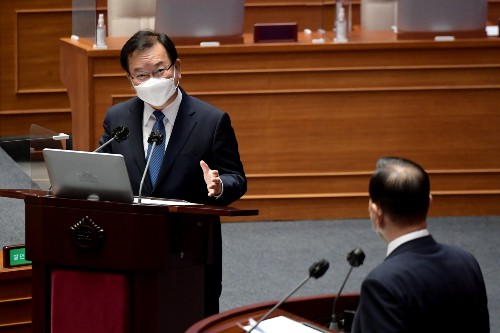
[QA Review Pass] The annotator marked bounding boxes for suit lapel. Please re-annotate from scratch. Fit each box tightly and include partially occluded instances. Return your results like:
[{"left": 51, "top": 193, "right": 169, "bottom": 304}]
[
  {"left": 127, "top": 98, "right": 147, "bottom": 169},
  {"left": 155, "top": 91, "right": 197, "bottom": 185},
  {"left": 126, "top": 97, "right": 154, "bottom": 193}
]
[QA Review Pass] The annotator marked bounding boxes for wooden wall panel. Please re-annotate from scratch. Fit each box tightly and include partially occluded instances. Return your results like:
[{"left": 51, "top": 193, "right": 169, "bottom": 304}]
[
  {"left": 174, "top": 67, "right": 500, "bottom": 92},
  {"left": 0, "top": 254, "right": 32, "bottom": 332},
  {"left": 244, "top": 170, "right": 500, "bottom": 196},
  {"left": 93, "top": 83, "right": 500, "bottom": 173},
  {"left": 16, "top": 10, "right": 72, "bottom": 92},
  {"left": 92, "top": 77, "right": 135, "bottom": 145},
  {"left": 225, "top": 170, "right": 500, "bottom": 222},
  {"left": 488, "top": 0, "right": 500, "bottom": 23},
  {"left": 0, "top": 1, "right": 73, "bottom": 138},
  {"left": 179, "top": 45, "right": 500, "bottom": 72},
  {"left": 227, "top": 190, "right": 500, "bottom": 222},
  {"left": 197, "top": 89, "right": 500, "bottom": 174}
]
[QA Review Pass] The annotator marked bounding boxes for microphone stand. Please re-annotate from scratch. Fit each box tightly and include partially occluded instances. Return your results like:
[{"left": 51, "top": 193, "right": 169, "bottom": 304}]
[
  {"left": 329, "top": 266, "right": 354, "bottom": 331},
  {"left": 93, "top": 138, "right": 115, "bottom": 153},
  {"left": 247, "top": 275, "right": 313, "bottom": 333},
  {"left": 329, "top": 248, "right": 365, "bottom": 331},
  {"left": 93, "top": 126, "right": 130, "bottom": 153},
  {"left": 247, "top": 259, "right": 329, "bottom": 333},
  {"left": 137, "top": 131, "right": 163, "bottom": 204},
  {"left": 137, "top": 142, "right": 156, "bottom": 204}
]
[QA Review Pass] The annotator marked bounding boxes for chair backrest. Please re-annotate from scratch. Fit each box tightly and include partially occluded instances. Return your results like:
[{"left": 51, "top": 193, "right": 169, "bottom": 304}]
[
  {"left": 107, "top": 0, "right": 156, "bottom": 37},
  {"left": 154, "top": 0, "right": 244, "bottom": 38},
  {"left": 397, "top": 0, "right": 487, "bottom": 33},
  {"left": 360, "top": 0, "right": 397, "bottom": 31}
]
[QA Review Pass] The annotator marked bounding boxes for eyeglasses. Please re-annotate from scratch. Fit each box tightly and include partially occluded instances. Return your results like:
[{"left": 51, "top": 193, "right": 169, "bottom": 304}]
[{"left": 130, "top": 62, "right": 174, "bottom": 83}]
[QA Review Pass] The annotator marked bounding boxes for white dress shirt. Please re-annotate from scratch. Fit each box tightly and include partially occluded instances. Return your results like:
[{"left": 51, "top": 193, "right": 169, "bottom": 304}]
[
  {"left": 141, "top": 90, "right": 182, "bottom": 158},
  {"left": 386, "top": 229, "right": 430, "bottom": 257}
]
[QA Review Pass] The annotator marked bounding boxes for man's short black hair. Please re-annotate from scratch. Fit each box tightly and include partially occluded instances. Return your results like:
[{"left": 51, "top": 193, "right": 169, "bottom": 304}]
[
  {"left": 120, "top": 29, "right": 178, "bottom": 74},
  {"left": 369, "top": 157, "right": 430, "bottom": 223}
]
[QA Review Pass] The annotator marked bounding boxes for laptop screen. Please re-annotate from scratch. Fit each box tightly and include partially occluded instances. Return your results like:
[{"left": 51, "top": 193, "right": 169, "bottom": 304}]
[{"left": 43, "top": 148, "right": 134, "bottom": 203}]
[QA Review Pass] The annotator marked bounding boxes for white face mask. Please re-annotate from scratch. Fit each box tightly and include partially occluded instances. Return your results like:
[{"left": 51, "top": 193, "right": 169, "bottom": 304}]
[{"left": 134, "top": 69, "right": 178, "bottom": 107}]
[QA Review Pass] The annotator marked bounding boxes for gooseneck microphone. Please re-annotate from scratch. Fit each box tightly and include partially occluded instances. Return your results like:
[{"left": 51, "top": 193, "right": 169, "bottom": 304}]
[
  {"left": 137, "top": 131, "right": 164, "bottom": 204},
  {"left": 329, "top": 248, "right": 365, "bottom": 331},
  {"left": 93, "top": 125, "right": 130, "bottom": 152},
  {"left": 246, "top": 259, "right": 330, "bottom": 333}
]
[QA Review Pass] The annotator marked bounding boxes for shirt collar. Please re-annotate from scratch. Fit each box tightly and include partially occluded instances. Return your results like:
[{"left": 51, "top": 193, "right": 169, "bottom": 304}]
[
  {"left": 142, "top": 89, "right": 182, "bottom": 126},
  {"left": 387, "top": 229, "right": 430, "bottom": 257}
]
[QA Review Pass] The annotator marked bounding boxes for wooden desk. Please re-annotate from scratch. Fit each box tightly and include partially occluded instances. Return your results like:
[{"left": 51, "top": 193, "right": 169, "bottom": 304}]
[
  {"left": 0, "top": 253, "right": 32, "bottom": 333},
  {"left": 186, "top": 293, "right": 360, "bottom": 333},
  {"left": 60, "top": 30, "right": 500, "bottom": 221},
  {"left": 0, "top": 189, "right": 257, "bottom": 333}
]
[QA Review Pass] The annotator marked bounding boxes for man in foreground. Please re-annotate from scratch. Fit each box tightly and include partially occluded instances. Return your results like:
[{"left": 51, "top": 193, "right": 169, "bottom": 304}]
[{"left": 352, "top": 157, "right": 489, "bottom": 332}]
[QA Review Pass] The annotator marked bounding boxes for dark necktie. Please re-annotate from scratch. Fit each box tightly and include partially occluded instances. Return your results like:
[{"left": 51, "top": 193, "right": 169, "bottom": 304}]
[{"left": 147, "top": 110, "right": 166, "bottom": 186}]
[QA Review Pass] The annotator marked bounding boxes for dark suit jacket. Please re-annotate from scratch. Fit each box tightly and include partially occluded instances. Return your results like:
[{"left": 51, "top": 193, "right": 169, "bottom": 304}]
[
  {"left": 352, "top": 235, "right": 489, "bottom": 333},
  {"left": 98, "top": 88, "right": 246, "bottom": 316},
  {"left": 98, "top": 87, "right": 247, "bottom": 207}
]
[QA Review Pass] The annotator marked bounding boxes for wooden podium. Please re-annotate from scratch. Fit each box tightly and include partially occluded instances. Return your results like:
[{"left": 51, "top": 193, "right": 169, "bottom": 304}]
[
  {"left": 0, "top": 189, "right": 257, "bottom": 333},
  {"left": 186, "top": 293, "right": 360, "bottom": 333}
]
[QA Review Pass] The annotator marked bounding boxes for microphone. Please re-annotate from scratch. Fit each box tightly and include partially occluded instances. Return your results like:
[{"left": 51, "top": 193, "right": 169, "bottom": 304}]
[
  {"left": 329, "top": 248, "right": 365, "bottom": 331},
  {"left": 246, "top": 259, "right": 330, "bottom": 333},
  {"left": 93, "top": 125, "right": 130, "bottom": 152},
  {"left": 137, "top": 131, "right": 164, "bottom": 204}
]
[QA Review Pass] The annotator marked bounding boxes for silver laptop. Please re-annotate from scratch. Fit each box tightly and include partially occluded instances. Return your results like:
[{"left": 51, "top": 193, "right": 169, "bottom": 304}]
[
  {"left": 43, "top": 148, "right": 134, "bottom": 203},
  {"left": 154, "top": 0, "right": 244, "bottom": 38}
]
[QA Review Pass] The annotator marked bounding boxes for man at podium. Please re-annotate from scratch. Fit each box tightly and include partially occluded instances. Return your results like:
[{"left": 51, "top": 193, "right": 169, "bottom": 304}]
[
  {"left": 98, "top": 29, "right": 247, "bottom": 316},
  {"left": 352, "top": 157, "right": 489, "bottom": 332}
]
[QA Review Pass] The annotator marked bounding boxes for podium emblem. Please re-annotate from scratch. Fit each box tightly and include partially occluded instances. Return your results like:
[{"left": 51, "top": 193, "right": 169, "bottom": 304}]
[{"left": 70, "top": 216, "right": 105, "bottom": 249}]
